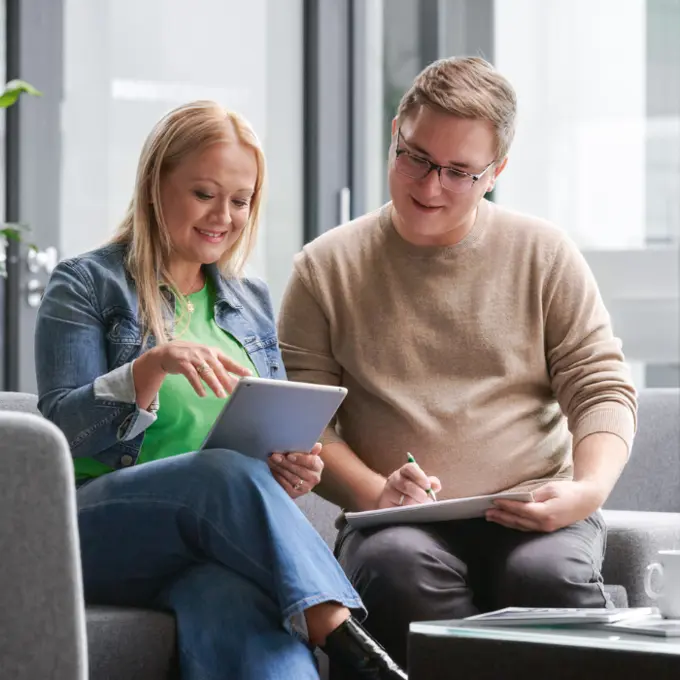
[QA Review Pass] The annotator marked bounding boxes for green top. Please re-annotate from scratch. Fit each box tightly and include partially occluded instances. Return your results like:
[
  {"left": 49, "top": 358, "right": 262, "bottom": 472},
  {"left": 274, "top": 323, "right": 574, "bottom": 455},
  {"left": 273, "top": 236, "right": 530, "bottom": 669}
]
[{"left": 74, "top": 281, "right": 258, "bottom": 482}]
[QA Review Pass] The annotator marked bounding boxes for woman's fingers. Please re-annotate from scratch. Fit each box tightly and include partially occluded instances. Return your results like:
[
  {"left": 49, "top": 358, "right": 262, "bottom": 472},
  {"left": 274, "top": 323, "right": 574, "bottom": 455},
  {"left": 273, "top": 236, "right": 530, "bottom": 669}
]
[
  {"left": 269, "top": 461, "right": 305, "bottom": 489},
  {"left": 270, "top": 469, "right": 298, "bottom": 498},
  {"left": 178, "top": 359, "right": 207, "bottom": 397},
  {"left": 215, "top": 351, "right": 252, "bottom": 378},
  {"left": 202, "top": 352, "right": 238, "bottom": 396},
  {"left": 194, "top": 359, "right": 229, "bottom": 398},
  {"left": 180, "top": 348, "right": 241, "bottom": 399},
  {"left": 307, "top": 443, "right": 323, "bottom": 456},
  {"left": 269, "top": 453, "right": 323, "bottom": 488},
  {"left": 268, "top": 464, "right": 310, "bottom": 498}
]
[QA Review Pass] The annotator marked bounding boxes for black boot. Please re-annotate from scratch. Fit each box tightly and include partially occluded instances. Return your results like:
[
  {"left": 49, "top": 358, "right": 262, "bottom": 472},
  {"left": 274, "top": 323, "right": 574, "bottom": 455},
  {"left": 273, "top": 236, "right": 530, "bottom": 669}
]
[{"left": 321, "top": 616, "right": 407, "bottom": 679}]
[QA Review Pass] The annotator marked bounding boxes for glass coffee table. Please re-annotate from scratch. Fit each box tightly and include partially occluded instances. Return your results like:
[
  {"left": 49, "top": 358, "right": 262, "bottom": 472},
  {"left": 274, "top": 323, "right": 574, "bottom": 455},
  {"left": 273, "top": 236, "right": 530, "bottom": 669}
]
[{"left": 408, "top": 619, "right": 680, "bottom": 679}]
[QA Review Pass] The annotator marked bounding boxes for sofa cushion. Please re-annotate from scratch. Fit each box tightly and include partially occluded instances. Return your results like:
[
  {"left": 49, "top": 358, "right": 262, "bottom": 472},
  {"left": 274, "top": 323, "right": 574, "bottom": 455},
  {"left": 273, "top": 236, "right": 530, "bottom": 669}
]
[
  {"left": 296, "top": 493, "right": 340, "bottom": 548},
  {"left": 602, "top": 510, "right": 680, "bottom": 607},
  {"left": 86, "top": 606, "right": 176, "bottom": 680}
]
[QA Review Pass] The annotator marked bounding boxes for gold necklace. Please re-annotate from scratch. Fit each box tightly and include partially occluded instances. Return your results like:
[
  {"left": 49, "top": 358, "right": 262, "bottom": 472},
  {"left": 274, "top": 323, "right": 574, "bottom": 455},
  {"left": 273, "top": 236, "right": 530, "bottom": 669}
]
[{"left": 184, "top": 271, "right": 204, "bottom": 314}]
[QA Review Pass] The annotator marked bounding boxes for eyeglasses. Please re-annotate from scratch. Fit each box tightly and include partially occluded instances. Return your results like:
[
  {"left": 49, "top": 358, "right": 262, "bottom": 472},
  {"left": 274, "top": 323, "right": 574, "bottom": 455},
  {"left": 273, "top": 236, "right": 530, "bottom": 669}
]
[{"left": 394, "top": 129, "right": 495, "bottom": 194}]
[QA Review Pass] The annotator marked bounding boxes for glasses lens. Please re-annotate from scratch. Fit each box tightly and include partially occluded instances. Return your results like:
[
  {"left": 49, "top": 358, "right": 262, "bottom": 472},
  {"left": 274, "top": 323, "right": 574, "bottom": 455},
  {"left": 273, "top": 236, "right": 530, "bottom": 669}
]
[
  {"left": 395, "top": 152, "right": 430, "bottom": 180},
  {"left": 441, "top": 168, "right": 474, "bottom": 193}
]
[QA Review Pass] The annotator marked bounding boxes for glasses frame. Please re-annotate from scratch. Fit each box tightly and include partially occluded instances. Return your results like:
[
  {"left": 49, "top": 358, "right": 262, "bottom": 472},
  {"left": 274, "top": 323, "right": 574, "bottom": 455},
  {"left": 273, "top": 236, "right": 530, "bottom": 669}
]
[{"left": 395, "top": 129, "right": 496, "bottom": 192}]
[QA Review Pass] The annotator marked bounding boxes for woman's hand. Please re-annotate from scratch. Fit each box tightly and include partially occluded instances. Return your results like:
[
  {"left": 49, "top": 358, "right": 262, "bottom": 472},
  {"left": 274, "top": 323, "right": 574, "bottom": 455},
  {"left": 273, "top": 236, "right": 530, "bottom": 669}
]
[
  {"left": 133, "top": 340, "right": 252, "bottom": 409},
  {"left": 267, "top": 443, "right": 324, "bottom": 499},
  {"left": 376, "top": 462, "right": 442, "bottom": 509}
]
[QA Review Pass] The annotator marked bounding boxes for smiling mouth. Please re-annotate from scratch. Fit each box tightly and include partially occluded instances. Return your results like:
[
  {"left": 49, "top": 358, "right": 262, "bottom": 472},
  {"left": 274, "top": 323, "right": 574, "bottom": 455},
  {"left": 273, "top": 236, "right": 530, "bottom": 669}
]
[
  {"left": 195, "top": 227, "right": 228, "bottom": 240},
  {"left": 411, "top": 197, "right": 444, "bottom": 211}
]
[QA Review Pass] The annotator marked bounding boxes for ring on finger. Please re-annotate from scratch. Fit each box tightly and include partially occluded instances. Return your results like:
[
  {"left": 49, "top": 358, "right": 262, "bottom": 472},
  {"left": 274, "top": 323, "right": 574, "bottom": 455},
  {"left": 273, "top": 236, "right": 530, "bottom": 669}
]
[
  {"left": 196, "top": 361, "right": 212, "bottom": 375},
  {"left": 398, "top": 493, "right": 405, "bottom": 506},
  {"left": 293, "top": 478, "right": 304, "bottom": 492}
]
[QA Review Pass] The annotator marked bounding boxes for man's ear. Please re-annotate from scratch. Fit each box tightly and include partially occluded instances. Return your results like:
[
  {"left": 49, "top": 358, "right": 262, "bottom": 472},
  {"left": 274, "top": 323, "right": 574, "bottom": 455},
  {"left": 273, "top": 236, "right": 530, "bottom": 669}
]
[{"left": 487, "top": 156, "right": 508, "bottom": 192}]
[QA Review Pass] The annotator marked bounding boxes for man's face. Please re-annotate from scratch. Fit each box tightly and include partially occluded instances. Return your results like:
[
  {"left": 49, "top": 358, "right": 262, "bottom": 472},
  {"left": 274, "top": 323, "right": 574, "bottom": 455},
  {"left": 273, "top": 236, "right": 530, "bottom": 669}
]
[{"left": 388, "top": 105, "right": 504, "bottom": 246}]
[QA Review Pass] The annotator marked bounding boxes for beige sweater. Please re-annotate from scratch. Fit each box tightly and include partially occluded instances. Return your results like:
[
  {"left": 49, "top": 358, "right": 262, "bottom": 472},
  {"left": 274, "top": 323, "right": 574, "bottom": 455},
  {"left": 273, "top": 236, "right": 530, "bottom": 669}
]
[{"left": 278, "top": 199, "right": 637, "bottom": 499}]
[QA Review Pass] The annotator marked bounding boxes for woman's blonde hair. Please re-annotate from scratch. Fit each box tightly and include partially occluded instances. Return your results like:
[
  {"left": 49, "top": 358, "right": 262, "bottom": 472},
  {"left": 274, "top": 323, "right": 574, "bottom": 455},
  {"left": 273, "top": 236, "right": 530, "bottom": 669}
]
[
  {"left": 111, "top": 101, "right": 265, "bottom": 345},
  {"left": 396, "top": 56, "right": 517, "bottom": 160}
]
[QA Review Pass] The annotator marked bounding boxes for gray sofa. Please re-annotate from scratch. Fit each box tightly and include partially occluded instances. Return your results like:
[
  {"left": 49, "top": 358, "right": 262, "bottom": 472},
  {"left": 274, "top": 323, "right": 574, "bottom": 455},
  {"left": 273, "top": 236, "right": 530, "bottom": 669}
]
[{"left": 1, "top": 388, "right": 679, "bottom": 679}]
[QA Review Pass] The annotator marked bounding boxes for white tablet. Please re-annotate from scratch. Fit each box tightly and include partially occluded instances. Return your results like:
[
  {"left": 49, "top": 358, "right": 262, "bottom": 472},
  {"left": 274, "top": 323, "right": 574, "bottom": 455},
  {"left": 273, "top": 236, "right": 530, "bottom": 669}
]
[{"left": 199, "top": 377, "right": 347, "bottom": 461}]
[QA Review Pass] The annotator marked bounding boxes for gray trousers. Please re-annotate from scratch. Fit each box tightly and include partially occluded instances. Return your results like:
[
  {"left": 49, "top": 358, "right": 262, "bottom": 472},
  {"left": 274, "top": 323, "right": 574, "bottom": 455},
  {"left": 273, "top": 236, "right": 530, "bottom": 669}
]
[{"left": 334, "top": 512, "right": 609, "bottom": 668}]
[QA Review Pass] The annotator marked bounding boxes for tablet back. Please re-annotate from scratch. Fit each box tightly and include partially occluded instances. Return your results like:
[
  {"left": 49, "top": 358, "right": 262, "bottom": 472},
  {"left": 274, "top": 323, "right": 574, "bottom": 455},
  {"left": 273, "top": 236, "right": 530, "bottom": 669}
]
[{"left": 200, "top": 377, "right": 347, "bottom": 460}]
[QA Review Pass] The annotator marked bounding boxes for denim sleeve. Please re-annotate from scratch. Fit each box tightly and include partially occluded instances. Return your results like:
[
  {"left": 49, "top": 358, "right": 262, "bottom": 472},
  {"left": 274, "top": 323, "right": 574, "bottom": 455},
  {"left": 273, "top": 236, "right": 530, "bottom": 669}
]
[
  {"left": 248, "top": 276, "right": 287, "bottom": 380},
  {"left": 35, "top": 260, "right": 157, "bottom": 458}
]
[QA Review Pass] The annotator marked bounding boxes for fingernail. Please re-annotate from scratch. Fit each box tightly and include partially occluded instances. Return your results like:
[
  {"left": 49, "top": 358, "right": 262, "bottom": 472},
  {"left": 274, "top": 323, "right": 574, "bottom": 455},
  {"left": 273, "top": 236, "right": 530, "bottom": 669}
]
[
  {"left": 219, "top": 390, "right": 227, "bottom": 399},
  {"left": 288, "top": 455, "right": 297, "bottom": 463},
  {"left": 271, "top": 454, "right": 283, "bottom": 463}
]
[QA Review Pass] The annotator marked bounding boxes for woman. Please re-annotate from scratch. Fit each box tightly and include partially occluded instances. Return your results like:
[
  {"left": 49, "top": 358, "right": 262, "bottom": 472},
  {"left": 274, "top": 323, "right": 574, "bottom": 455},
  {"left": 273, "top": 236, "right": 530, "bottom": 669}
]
[{"left": 35, "top": 101, "right": 405, "bottom": 680}]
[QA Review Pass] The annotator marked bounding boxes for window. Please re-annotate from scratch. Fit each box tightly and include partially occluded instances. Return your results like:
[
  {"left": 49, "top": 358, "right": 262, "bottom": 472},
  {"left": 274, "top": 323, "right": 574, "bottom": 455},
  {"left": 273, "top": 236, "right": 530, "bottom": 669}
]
[{"left": 358, "top": 0, "right": 679, "bottom": 387}]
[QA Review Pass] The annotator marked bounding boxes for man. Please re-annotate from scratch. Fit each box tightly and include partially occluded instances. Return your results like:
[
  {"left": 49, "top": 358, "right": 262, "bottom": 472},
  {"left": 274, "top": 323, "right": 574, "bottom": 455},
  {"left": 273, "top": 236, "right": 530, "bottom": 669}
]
[{"left": 278, "top": 57, "right": 637, "bottom": 665}]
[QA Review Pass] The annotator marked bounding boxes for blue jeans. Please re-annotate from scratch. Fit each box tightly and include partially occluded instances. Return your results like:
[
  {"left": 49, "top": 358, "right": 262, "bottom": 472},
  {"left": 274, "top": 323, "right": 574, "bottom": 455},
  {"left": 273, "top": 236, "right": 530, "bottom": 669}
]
[{"left": 76, "top": 449, "right": 365, "bottom": 680}]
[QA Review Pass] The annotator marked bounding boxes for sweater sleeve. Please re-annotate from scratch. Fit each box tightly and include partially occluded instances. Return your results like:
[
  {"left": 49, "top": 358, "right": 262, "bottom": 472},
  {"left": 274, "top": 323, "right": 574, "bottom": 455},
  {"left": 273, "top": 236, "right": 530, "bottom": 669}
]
[
  {"left": 543, "top": 237, "right": 637, "bottom": 453},
  {"left": 277, "top": 253, "right": 345, "bottom": 445}
]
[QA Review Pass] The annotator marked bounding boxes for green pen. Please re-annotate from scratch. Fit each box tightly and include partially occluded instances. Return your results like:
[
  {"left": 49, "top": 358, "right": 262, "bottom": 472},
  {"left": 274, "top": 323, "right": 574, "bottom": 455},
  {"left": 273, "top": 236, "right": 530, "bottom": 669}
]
[{"left": 406, "top": 452, "right": 438, "bottom": 501}]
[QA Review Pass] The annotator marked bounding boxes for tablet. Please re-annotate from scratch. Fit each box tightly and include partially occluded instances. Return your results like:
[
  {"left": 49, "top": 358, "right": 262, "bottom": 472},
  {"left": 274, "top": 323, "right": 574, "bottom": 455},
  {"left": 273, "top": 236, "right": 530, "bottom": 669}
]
[{"left": 199, "top": 377, "right": 348, "bottom": 460}]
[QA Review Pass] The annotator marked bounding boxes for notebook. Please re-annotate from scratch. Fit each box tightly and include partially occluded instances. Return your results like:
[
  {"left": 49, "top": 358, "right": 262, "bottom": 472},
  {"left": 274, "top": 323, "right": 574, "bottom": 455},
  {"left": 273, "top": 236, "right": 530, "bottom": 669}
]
[
  {"left": 602, "top": 617, "right": 680, "bottom": 637},
  {"left": 344, "top": 491, "right": 534, "bottom": 529},
  {"left": 463, "top": 607, "right": 659, "bottom": 626}
]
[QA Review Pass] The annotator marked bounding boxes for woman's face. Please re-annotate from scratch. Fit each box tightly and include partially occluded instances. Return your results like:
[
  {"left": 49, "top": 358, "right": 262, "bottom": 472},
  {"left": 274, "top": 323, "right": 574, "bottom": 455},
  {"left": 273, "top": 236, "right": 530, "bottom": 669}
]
[{"left": 159, "top": 141, "right": 258, "bottom": 267}]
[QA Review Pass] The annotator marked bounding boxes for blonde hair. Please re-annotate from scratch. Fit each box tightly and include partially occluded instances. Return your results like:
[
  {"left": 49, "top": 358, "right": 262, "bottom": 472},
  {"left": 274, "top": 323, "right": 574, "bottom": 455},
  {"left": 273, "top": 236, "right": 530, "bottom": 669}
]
[
  {"left": 111, "top": 101, "right": 265, "bottom": 345},
  {"left": 396, "top": 56, "right": 517, "bottom": 160}
]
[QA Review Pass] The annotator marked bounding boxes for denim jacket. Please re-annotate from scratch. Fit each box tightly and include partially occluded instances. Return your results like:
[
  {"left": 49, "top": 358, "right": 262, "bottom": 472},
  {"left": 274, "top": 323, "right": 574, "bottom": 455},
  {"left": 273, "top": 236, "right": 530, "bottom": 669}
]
[{"left": 35, "top": 243, "right": 285, "bottom": 471}]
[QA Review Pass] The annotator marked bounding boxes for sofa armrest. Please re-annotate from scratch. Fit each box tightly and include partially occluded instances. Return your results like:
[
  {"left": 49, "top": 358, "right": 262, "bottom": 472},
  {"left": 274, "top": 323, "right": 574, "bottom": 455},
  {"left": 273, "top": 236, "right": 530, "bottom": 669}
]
[
  {"left": 0, "top": 412, "right": 87, "bottom": 680},
  {"left": 602, "top": 509, "right": 680, "bottom": 608}
]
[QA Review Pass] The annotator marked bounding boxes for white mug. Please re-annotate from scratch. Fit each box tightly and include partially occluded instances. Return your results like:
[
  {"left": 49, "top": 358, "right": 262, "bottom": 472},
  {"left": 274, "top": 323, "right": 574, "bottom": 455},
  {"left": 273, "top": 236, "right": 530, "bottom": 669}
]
[{"left": 644, "top": 550, "right": 680, "bottom": 619}]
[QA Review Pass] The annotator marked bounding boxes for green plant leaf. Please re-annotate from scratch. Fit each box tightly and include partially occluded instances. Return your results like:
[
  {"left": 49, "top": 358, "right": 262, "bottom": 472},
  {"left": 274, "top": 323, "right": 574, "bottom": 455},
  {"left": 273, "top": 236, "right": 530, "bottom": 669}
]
[
  {"left": 0, "top": 79, "right": 42, "bottom": 108},
  {"left": 1, "top": 222, "right": 32, "bottom": 244}
]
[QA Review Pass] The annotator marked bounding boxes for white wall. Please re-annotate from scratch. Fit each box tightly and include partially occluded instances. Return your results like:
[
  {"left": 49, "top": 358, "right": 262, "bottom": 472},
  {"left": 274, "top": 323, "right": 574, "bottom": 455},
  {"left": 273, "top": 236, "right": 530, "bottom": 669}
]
[{"left": 60, "top": 0, "right": 303, "bottom": 306}]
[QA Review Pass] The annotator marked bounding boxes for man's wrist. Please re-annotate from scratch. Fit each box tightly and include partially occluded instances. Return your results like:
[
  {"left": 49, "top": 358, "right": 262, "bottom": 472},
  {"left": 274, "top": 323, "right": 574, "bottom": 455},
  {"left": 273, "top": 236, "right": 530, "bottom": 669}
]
[
  {"left": 573, "top": 478, "right": 608, "bottom": 508},
  {"left": 355, "top": 476, "right": 387, "bottom": 512}
]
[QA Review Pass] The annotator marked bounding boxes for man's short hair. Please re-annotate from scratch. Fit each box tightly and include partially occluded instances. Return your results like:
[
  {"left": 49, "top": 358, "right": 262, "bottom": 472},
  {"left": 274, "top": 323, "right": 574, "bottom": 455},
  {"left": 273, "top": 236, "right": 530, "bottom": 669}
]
[{"left": 396, "top": 56, "right": 517, "bottom": 160}]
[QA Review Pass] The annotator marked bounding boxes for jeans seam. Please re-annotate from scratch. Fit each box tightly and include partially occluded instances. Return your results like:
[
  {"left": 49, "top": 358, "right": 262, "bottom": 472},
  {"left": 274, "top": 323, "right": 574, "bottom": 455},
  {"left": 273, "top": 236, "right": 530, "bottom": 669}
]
[
  {"left": 79, "top": 496, "right": 273, "bottom": 584},
  {"left": 586, "top": 513, "right": 610, "bottom": 607}
]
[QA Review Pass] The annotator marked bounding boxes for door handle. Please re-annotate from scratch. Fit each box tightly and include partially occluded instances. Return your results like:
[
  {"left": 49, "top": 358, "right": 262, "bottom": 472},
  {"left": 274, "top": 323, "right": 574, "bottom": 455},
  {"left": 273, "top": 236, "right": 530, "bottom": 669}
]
[{"left": 26, "top": 278, "right": 46, "bottom": 308}]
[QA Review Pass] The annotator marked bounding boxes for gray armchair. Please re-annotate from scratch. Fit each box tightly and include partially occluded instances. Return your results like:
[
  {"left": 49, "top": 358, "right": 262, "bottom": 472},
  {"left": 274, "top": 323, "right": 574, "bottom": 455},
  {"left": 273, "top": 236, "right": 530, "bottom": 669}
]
[
  {"left": 0, "top": 410, "right": 88, "bottom": 680},
  {"left": 1, "top": 388, "right": 679, "bottom": 679}
]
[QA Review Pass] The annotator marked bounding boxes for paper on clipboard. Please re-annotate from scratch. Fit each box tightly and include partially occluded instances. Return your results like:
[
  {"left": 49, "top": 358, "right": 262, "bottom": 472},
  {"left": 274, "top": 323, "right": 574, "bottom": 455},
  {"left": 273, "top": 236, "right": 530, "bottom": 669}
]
[{"left": 345, "top": 491, "right": 535, "bottom": 529}]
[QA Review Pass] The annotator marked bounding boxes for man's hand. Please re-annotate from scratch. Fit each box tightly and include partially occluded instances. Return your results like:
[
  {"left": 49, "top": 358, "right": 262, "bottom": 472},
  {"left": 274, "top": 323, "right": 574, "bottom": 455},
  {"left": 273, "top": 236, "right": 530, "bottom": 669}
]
[
  {"left": 377, "top": 463, "right": 442, "bottom": 509},
  {"left": 486, "top": 479, "right": 605, "bottom": 533}
]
